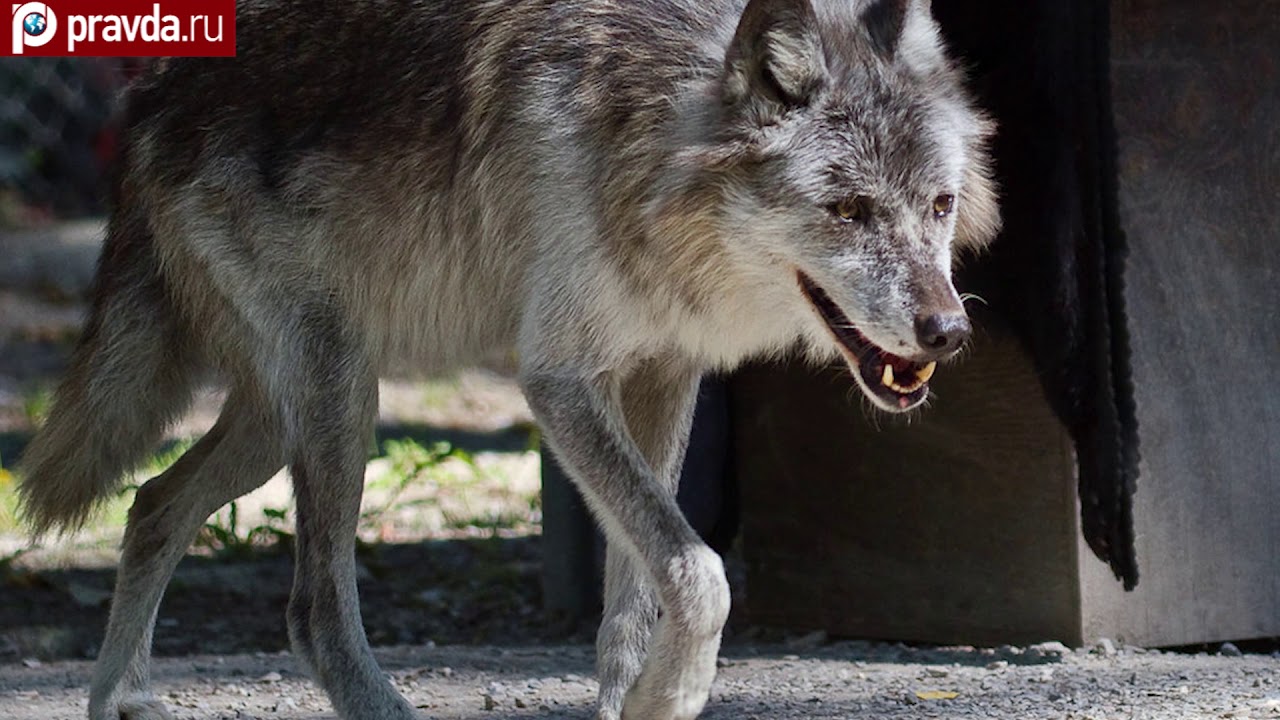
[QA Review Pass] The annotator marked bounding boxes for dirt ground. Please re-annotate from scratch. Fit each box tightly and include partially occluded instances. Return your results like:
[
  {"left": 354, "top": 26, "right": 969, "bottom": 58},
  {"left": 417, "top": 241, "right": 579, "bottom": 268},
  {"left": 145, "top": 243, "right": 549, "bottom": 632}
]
[{"left": 2, "top": 640, "right": 1278, "bottom": 720}]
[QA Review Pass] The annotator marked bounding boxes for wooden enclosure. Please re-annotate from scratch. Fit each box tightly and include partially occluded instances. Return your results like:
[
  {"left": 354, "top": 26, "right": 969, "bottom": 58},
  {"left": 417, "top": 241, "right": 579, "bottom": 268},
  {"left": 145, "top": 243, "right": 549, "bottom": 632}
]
[{"left": 732, "top": 0, "right": 1280, "bottom": 647}]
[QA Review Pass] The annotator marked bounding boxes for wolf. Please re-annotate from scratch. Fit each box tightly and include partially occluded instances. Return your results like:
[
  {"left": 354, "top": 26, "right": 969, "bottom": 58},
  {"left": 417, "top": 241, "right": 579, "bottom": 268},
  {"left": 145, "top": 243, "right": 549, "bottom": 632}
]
[{"left": 16, "top": 0, "right": 998, "bottom": 717}]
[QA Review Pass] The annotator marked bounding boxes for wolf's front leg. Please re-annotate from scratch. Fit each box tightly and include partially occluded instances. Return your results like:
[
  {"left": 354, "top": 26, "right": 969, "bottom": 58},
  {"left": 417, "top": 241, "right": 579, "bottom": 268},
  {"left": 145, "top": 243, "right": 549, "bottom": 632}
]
[
  {"left": 596, "top": 359, "right": 702, "bottom": 719},
  {"left": 522, "top": 360, "right": 726, "bottom": 720}
]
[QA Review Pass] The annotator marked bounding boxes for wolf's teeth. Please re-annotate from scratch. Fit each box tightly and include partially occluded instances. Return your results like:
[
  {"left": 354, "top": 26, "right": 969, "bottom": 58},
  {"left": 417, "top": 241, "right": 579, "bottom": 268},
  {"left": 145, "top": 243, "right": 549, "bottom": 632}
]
[
  {"left": 916, "top": 361, "right": 937, "bottom": 383},
  {"left": 881, "top": 361, "right": 936, "bottom": 395}
]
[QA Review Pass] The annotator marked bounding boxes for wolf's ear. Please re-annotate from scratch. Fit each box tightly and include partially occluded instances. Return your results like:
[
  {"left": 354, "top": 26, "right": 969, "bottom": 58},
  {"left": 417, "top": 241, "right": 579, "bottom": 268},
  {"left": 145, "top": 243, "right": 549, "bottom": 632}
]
[
  {"left": 860, "top": 0, "right": 944, "bottom": 73},
  {"left": 862, "top": 0, "right": 910, "bottom": 58},
  {"left": 722, "top": 0, "right": 827, "bottom": 112}
]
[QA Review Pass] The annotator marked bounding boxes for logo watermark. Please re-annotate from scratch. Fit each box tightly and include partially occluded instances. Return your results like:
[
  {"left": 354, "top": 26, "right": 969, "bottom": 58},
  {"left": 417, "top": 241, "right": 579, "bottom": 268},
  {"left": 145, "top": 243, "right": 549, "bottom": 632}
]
[
  {"left": 6, "top": 0, "right": 234, "bottom": 56},
  {"left": 12, "top": 2, "right": 56, "bottom": 54}
]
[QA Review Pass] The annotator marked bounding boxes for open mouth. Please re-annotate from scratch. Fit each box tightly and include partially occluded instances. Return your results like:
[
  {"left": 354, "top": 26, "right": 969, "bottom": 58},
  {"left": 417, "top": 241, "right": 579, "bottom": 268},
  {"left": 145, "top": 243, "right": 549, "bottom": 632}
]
[{"left": 798, "top": 272, "right": 936, "bottom": 411}]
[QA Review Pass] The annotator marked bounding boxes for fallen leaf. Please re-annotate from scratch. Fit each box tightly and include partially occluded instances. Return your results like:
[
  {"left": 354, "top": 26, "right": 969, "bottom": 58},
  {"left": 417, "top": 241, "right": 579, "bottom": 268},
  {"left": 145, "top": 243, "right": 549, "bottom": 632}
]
[{"left": 916, "top": 690, "right": 960, "bottom": 701}]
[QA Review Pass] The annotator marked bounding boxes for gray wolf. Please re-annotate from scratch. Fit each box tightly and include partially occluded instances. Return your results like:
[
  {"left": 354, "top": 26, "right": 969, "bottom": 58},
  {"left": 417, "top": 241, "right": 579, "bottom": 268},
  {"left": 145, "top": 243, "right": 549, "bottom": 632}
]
[{"left": 16, "top": 0, "right": 999, "bottom": 717}]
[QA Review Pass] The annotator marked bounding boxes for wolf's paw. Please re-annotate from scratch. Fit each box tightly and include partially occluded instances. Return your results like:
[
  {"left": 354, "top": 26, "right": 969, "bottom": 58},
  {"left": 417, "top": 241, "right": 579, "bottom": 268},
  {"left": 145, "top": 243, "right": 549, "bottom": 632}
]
[
  {"left": 619, "top": 656, "right": 716, "bottom": 720},
  {"left": 620, "top": 687, "right": 709, "bottom": 720}
]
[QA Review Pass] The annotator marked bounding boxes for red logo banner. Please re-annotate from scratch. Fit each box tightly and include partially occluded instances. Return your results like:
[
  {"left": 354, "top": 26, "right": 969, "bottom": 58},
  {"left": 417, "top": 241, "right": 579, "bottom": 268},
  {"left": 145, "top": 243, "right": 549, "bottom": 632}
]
[{"left": 7, "top": 0, "right": 235, "bottom": 57}]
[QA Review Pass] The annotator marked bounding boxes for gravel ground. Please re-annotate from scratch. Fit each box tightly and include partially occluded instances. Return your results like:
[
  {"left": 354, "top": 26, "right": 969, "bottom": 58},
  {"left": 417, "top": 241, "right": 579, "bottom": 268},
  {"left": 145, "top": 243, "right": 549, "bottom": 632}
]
[{"left": 1, "top": 641, "right": 1277, "bottom": 719}]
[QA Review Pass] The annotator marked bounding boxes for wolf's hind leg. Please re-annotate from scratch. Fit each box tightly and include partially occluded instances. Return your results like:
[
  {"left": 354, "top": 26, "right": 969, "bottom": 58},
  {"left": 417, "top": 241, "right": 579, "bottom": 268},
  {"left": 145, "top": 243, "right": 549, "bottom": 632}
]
[
  {"left": 595, "top": 359, "right": 701, "bottom": 720},
  {"left": 88, "top": 385, "right": 284, "bottom": 720},
  {"left": 283, "top": 318, "right": 416, "bottom": 720}
]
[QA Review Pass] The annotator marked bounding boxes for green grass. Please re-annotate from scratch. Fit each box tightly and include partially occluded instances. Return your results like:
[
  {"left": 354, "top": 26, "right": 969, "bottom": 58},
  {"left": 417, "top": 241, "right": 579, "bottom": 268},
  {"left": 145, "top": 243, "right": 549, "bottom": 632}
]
[
  {"left": 139, "top": 438, "right": 197, "bottom": 478},
  {"left": 0, "top": 452, "right": 18, "bottom": 535},
  {"left": 418, "top": 377, "right": 464, "bottom": 412},
  {"left": 196, "top": 501, "right": 293, "bottom": 558},
  {"left": 361, "top": 437, "right": 541, "bottom": 538},
  {"left": 0, "top": 434, "right": 540, "bottom": 551},
  {"left": 20, "top": 385, "right": 53, "bottom": 429}
]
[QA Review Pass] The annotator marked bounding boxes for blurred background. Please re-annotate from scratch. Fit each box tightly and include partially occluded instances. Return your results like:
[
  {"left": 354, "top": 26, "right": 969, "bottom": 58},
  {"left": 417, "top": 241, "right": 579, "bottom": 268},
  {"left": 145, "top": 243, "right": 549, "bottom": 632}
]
[{"left": 0, "top": 59, "right": 139, "bottom": 222}]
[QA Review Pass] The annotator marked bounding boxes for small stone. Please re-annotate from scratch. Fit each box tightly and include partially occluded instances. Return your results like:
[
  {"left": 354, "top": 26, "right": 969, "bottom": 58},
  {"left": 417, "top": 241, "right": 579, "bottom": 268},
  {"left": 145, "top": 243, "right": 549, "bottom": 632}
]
[
  {"left": 926, "top": 667, "right": 950, "bottom": 678},
  {"left": 716, "top": 657, "right": 731, "bottom": 668},
  {"left": 21, "top": 658, "right": 42, "bottom": 668},
  {"left": 986, "top": 661, "right": 1009, "bottom": 671},
  {"left": 256, "top": 672, "right": 283, "bottom": 683},
  {"left": 482, "top": 693, "right": 497, "bottom": 711},
  {"left": 1093, "top": 638, "right": 1118, "bottom": 657},
  {"left": 1219, "top": 642, "right": 1243, "bottom": 657},
  {"left": 1030, "top": 641, "right": 1071, "bottom": 660}
]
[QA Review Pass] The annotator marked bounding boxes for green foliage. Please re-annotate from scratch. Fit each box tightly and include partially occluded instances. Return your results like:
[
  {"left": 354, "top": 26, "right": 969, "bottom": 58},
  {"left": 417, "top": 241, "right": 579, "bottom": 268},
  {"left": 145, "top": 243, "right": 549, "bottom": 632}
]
[
  {"left": 361, "top": 438, "right": 474, "bottom": 527},
  {"left": 361, "top": 438, "right": 540, "bottom": 537},
  {"left": 195, "top": 501, "right": 293, "bottom": 558},
  {"left": 21, "top": 385, "right": 52, "bottom": 429},
  {"left": 140, "top": 438, "right": 196, "bottom": 478},
  {"left": 0, "top": 453, "right": 19, "bottom": 534}
]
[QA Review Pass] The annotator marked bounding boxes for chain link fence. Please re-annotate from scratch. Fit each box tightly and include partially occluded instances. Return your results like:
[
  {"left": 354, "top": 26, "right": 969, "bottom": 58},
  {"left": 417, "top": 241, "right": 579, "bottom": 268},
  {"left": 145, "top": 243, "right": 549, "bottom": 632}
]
[{"left": 0, "top": 58, "right": 140, "bottom": 220}]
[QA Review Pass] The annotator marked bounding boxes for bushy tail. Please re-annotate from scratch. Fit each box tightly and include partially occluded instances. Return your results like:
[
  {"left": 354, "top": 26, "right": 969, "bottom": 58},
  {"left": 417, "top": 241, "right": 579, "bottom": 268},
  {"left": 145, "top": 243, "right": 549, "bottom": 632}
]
[{"left": 18, "top": 206, "right": 198, "bottom": 536}]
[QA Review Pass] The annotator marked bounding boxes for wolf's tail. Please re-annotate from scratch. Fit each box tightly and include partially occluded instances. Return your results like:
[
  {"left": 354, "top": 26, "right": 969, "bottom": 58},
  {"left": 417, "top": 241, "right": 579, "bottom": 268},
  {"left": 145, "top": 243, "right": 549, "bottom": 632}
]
[{"left": 18, "top": 204, "right": 199, "bottom": 536}]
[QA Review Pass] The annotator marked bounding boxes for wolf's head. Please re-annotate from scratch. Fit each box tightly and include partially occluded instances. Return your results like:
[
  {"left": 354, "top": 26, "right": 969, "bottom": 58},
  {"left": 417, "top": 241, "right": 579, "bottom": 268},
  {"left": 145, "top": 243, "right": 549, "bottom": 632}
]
[{"left": 682, "top": 0, "right": 999, "bottom": 412}]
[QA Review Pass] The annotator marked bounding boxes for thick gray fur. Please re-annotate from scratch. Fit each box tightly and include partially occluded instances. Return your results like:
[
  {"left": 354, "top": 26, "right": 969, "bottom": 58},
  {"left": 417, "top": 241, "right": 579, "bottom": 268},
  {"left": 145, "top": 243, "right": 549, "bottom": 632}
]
[{"left": 16, "top": 0, "right": 999, "bottom": 717}]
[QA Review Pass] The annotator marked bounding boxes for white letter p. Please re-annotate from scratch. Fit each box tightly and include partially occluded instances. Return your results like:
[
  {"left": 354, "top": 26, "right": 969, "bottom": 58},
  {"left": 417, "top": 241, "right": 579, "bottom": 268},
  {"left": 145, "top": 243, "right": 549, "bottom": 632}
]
[{"left": 11, "top": 2, "right": 56, "bottom": 55}]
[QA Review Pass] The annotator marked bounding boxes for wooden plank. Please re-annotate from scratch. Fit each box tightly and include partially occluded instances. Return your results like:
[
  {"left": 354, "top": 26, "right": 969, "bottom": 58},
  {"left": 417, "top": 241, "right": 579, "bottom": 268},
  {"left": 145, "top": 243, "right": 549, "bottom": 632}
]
[
  {"left": 1078, "top": 0, "right": 1280, "bottom": 646},
  {"left": 732, "top": 330, "right": 1086, "bottom": 646}
]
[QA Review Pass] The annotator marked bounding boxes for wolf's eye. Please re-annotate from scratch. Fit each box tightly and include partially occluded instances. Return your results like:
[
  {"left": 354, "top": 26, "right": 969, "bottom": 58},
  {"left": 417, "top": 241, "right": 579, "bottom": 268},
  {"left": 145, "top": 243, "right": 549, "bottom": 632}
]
[
  {"left": 832, "top": 196, "right": 872, "bottom": 223},
  {"left": 933, "top": 194, "right": 956, "bottom": 218}
]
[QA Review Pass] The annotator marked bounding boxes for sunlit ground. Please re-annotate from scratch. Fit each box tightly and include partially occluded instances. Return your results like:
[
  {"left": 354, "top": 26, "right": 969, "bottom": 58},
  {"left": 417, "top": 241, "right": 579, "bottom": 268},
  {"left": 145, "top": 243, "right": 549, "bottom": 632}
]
[{"left": 0, "top": 368, "right": 542, "bottom": 565}]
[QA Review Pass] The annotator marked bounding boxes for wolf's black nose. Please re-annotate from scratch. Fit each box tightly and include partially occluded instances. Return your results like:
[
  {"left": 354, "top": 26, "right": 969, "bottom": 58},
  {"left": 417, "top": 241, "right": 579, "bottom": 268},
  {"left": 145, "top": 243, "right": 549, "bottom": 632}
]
[{"left": 915, "top": 313, "right": 971, "bottom": 354}]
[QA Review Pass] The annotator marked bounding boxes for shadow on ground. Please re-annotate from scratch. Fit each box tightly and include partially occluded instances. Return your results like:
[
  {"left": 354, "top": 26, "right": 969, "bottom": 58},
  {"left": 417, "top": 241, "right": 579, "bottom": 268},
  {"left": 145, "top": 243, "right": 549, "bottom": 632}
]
[{"left": 0, "top": 533, "right": 579, "bottom": 663}]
